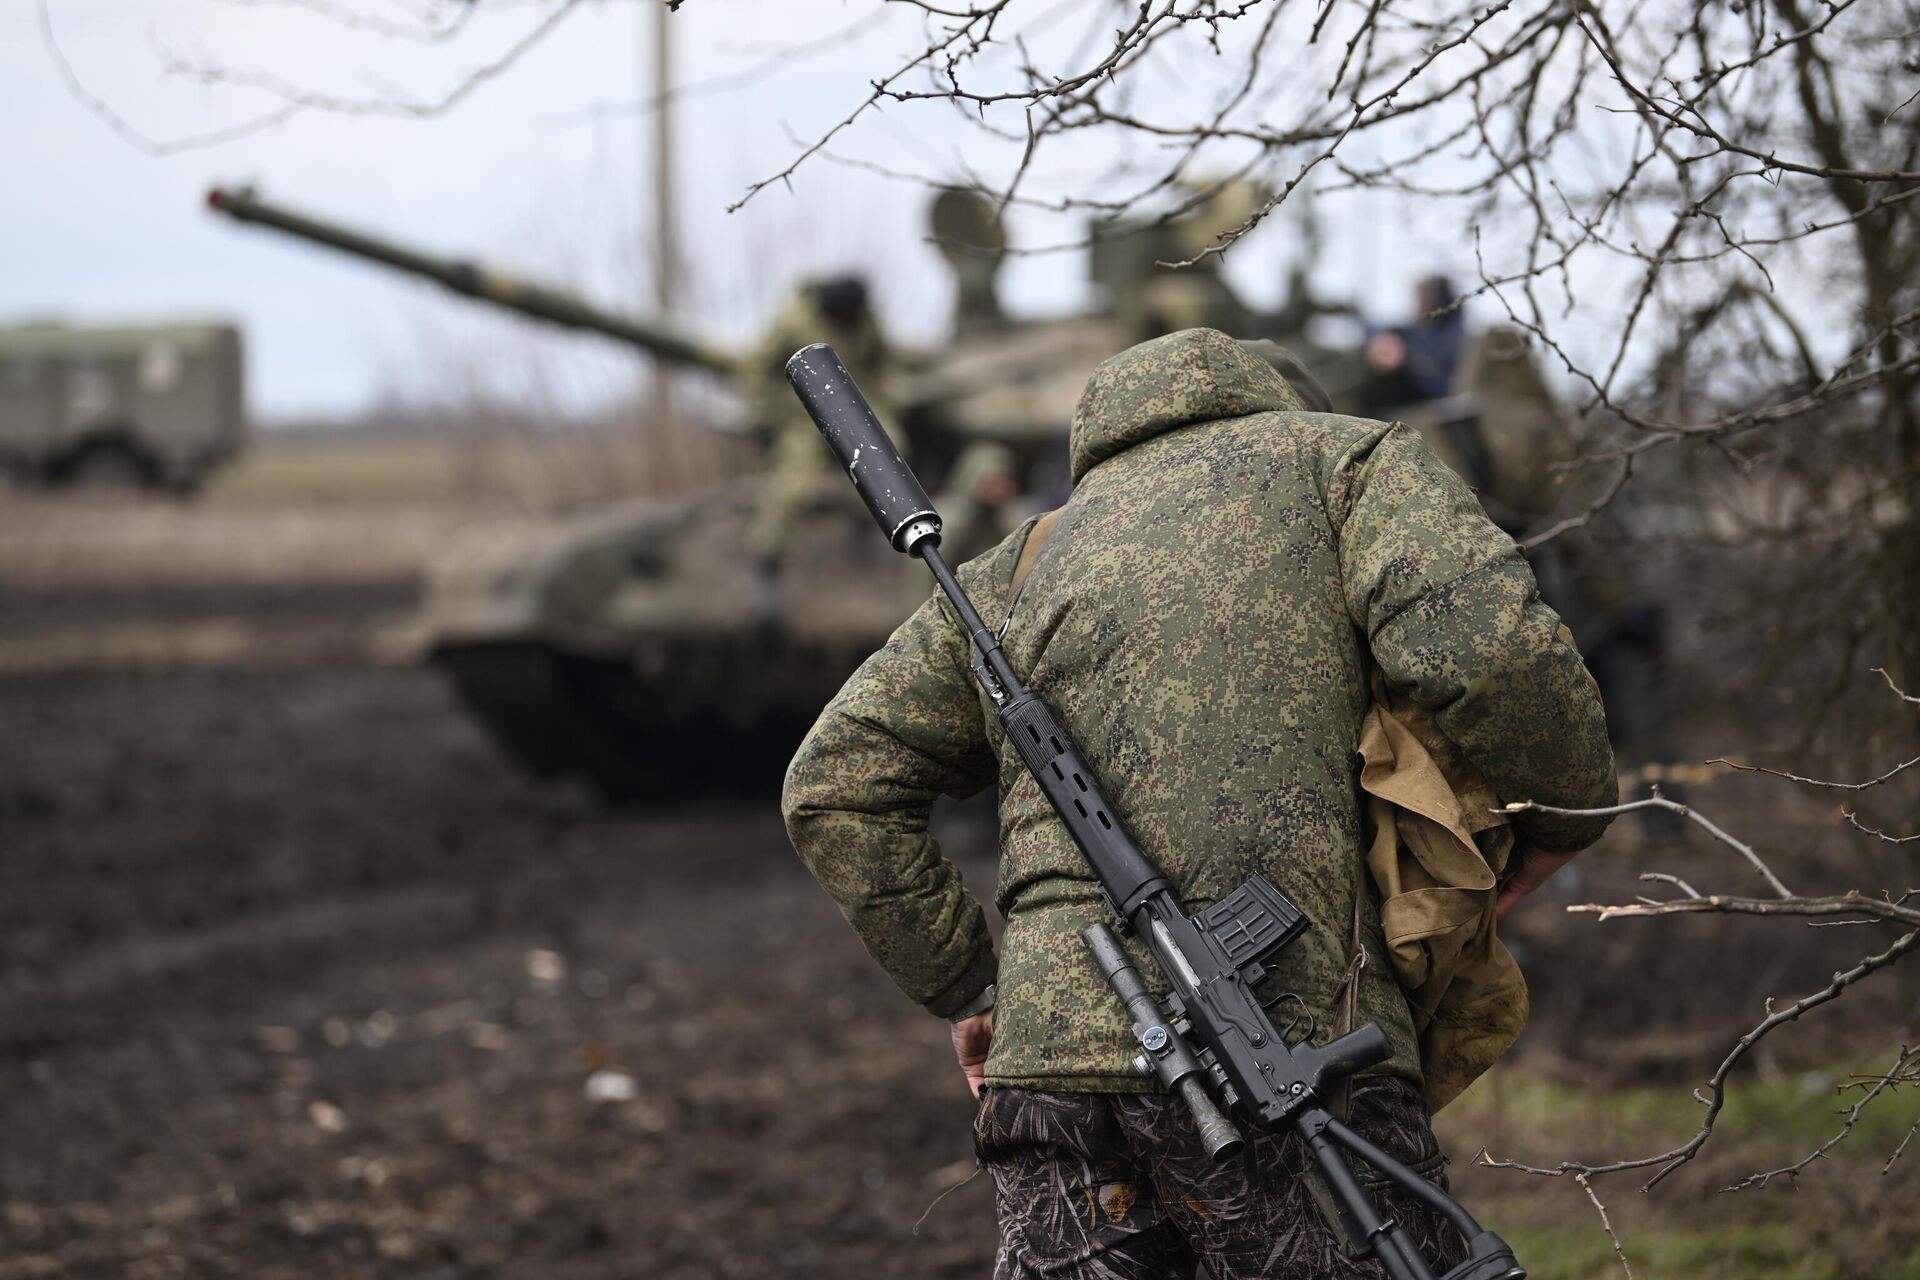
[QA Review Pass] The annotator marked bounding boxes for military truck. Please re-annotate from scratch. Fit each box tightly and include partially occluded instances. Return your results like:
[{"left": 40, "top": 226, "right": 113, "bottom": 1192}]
[{"left": 0, "top": 321, "right": 246, "bottom": 492}]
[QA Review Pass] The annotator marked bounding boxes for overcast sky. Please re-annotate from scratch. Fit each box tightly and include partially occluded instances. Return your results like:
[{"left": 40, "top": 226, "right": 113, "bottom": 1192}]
[{"left": 5, "top": 1, "right": 1486, "bottom": 422}]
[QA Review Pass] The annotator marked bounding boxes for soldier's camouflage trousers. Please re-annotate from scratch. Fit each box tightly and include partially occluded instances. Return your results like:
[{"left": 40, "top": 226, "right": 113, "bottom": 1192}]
[{"left": 973, "top": 1077, "right": 1466, "bottom": 1280}]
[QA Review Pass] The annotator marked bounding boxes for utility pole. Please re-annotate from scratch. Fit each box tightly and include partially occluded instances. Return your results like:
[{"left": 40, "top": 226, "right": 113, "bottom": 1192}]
[{"left": 651, "top": 1, "right": 677, "bottom": 445}]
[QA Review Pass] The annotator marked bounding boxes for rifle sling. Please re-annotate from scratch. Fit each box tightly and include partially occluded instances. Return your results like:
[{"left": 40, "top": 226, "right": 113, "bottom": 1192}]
[{"left": 1007, "top": 507, "right": 1063, "bottom": 605}]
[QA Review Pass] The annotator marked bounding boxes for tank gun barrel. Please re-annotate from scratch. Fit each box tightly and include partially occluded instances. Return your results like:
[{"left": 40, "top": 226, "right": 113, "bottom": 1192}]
[{"left": 207, "top": 186, "right": 734, "bottom": 377}]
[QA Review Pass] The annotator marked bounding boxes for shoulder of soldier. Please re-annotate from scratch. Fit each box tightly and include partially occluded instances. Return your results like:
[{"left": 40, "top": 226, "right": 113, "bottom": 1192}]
[
  {"left": 1272, "top": 409, "right": 1397, "bottom": 458},
  {"left": 1271, "top": 411, "right": 1449, "bottom": 502},
  {"left": 1146, "top": 408, "right": 1440, "bottom": 536},
  {"left": 1146, "top": 406, "right": 1400, "bottom": 499}
]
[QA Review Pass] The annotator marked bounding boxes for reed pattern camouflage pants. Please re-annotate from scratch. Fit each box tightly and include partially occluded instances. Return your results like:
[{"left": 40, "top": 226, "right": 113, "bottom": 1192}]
[{"left": 973, "top": 1078, "right": 1466, "bottom": 1280}]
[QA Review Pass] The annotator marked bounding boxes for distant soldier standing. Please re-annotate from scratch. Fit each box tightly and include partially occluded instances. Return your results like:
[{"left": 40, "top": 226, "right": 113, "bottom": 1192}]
[
  {"left": 748, "top": 276, "right": 893, "bottom": 565},
  {"left": 783, "top": 328, "right": 1615, "bottom": 1277}
]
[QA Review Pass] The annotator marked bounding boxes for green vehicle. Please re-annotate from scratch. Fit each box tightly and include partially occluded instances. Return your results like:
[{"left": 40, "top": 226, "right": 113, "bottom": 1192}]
[
  {"left": 0, "top": 320, "right": 246, "bottom": 492},
  {"left": 209, "top": 186, "right": 1104, "bottom": 799},
  {"left": 209, "top": 185, "right": 1563, "bottom": 799}
]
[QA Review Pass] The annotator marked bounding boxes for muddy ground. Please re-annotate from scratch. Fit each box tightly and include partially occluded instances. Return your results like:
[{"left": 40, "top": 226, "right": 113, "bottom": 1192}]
[
  {"left": 0, "top": 494, "right": 1009, "bottom": 1279},
  {"left": 0, "top": 650, "right": 1003, "bottom": 1277},
  {"left": 0, "top": 488, "right": 1913, "bottom": 1279}
]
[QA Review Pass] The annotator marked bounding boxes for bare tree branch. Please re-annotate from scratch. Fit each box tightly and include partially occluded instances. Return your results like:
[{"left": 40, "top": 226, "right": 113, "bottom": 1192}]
[
  {"left": 39, "top": 0, "right": 586, "bottom": 156},
  {"left": 1724, "top": 1046, "right": 1920, "bottom": 1191},
  {"left": 1483, "top": 664, "right": 1920, "bottom": 1211},
  {"left": 1480, "top": 925, "right": 1920, "bottom": 1190},
  {"left": 1845, "top": 812, "right": 1920, "bottom": 846},
  {"left": 1506, "top": 792, "right": 1796, "bottom": 899},
  {"left": 1704, "top": 753, "right": 1920, "bottom": 793},
  {"left": 1576, "top": 1172, "right": 1635, "bottom": 1280}
]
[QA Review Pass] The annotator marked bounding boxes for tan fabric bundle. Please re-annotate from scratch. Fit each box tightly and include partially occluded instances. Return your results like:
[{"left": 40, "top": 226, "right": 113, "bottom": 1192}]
[{"left": 1357, "top": 676, "right": 1526, "bottom": 1112}]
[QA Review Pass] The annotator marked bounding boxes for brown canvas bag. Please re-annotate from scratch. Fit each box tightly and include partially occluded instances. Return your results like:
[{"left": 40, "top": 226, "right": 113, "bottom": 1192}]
[{"left": 1356, "top": 676, "right": 1526, "bottom": 1112}]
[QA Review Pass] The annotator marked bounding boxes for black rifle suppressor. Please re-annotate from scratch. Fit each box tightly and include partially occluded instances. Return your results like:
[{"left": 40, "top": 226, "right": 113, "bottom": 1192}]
[{"left": 785, "top": 343, "right": 1524, "bottom": 1280}]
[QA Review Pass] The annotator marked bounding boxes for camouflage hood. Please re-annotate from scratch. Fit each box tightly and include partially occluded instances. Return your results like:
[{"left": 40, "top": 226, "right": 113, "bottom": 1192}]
[{"left": 1069, "top": 327, "right": 1309, "bottom": 482}]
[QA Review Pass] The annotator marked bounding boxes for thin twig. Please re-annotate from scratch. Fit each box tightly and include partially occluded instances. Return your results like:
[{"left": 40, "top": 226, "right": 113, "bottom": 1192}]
[
  {"left": 1706, "top": 754, "right": 1920, "bottom": 794},
  {"left": 1507, "top": 794, "right": 1795, "bottom": 899},
  {"left": 1576, "top": 1173, "right": 1635, "bottom": 1279},
  {"left": 1481, "top": 928, "right": 1920, "bottom": 1190},
  {"left": 1723, "top": 1046, "right": 1920, "bottom": 1191}
]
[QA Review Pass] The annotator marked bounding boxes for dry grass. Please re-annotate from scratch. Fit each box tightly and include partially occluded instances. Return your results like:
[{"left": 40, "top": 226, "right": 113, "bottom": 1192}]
[
  {"left": 0, "top": 429, "right": 701, "bottom": 588},
  {"left": 1440, "top": 1057, "right": 1920, "bottom": 1279},
  {"left": 0, "top": 494, "right": 478, "bottom": 587},
  {"left": 211, "top": 422, "right": 748, "bottom": 510}
]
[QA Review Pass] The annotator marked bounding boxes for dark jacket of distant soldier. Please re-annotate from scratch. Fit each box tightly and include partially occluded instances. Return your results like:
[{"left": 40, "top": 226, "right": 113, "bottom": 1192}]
[{"left": 781, "top": 327, "right": 1615, "bottom": 1275}]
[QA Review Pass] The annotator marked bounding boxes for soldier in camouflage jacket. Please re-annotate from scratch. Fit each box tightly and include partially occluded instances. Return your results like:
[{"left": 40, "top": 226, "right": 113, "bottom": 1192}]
[{"left": 782, "top": 327, "right": 1615, "bottom": 1277}]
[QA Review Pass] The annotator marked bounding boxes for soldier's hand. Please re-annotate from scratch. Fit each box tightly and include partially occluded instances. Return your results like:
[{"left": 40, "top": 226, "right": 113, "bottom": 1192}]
[
  {"left": 951, "top": 1009, "right": 994, "bottom": 1098},
  {"left": 1496, "top": 844, "right": 1580, "bottom": 920},
  {"left": 1365, "top": 331, "right": 1407, "bottom": 373}
]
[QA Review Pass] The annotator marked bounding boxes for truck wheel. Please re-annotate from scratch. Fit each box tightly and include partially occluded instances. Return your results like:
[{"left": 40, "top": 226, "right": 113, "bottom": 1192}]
[{"left": 65, "top": 442, "right": 152, "bottom": 491}]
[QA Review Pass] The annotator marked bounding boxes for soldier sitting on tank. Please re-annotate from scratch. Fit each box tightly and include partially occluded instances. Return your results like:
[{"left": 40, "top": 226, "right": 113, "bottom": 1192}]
[
  {"left": 1359, "top": 275, "right": 1466, "bottom": 417},
  {"left": 748, "top": 275, "right": 894, "bottom": 578}
]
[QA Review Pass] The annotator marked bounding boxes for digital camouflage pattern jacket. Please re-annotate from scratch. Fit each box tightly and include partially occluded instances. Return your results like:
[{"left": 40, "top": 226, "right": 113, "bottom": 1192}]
[{"left": 782, "top": 327, "right": 1615, "bottom": 1091}]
